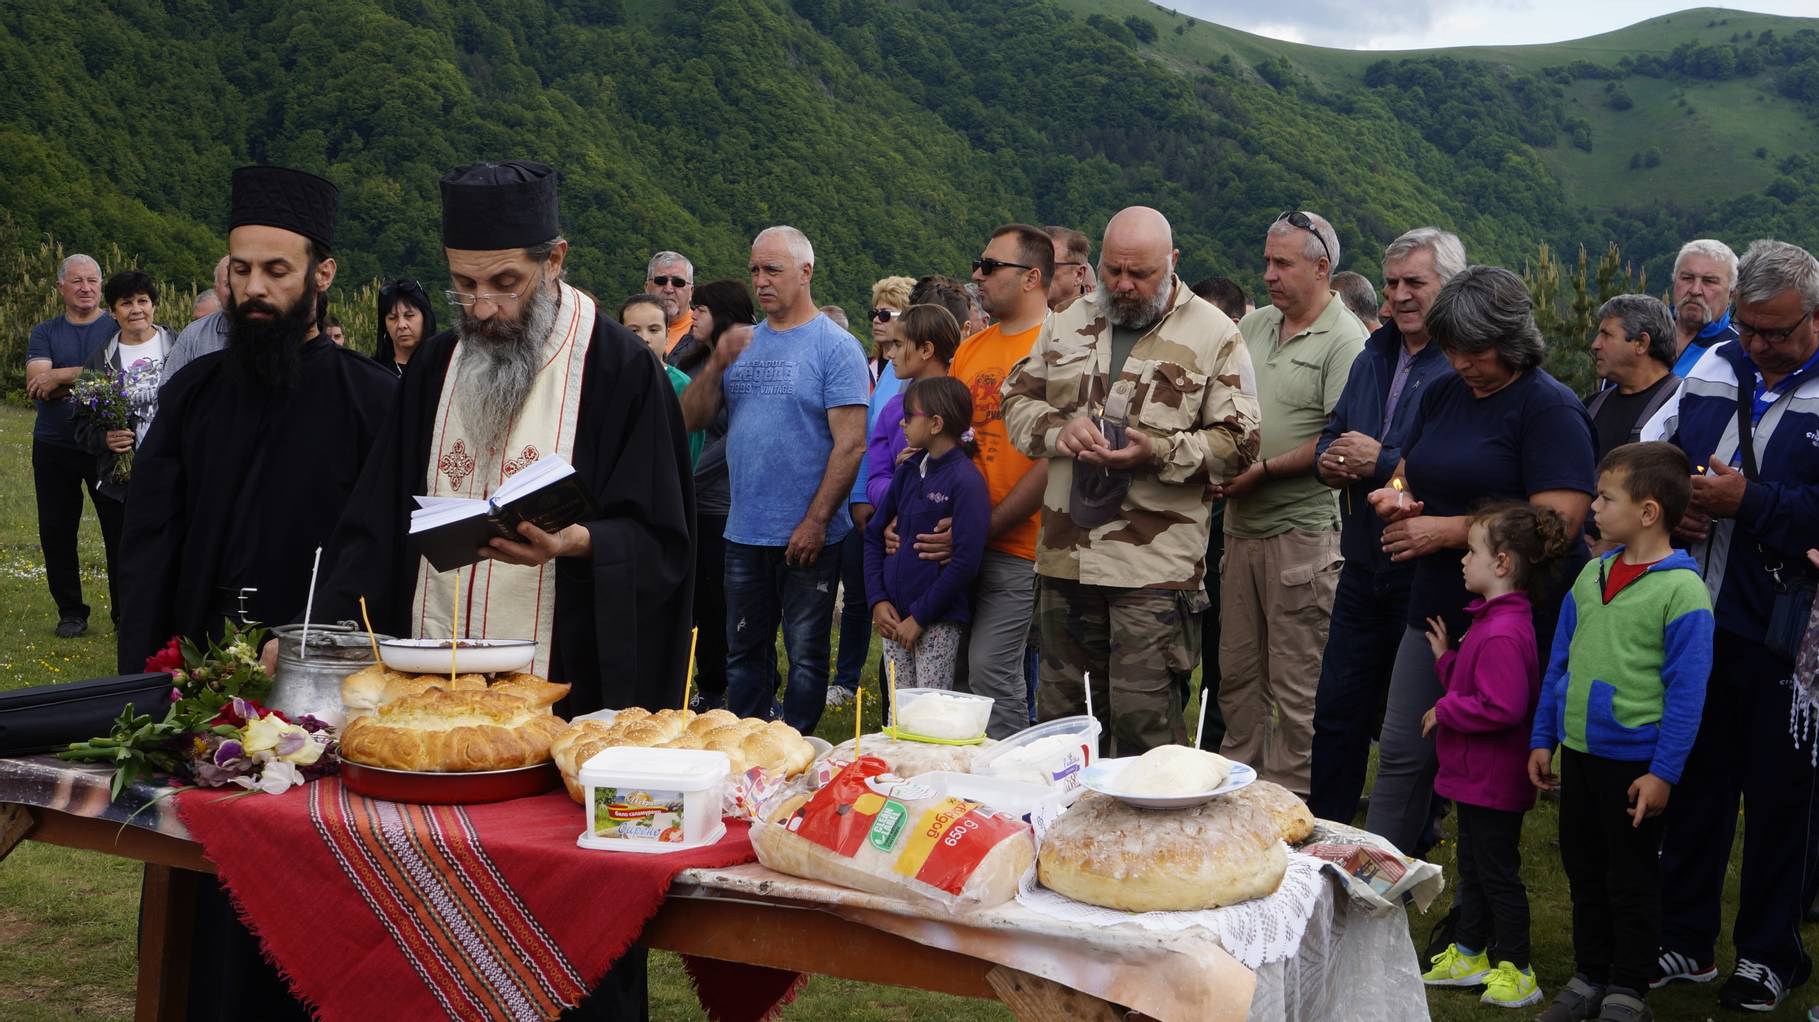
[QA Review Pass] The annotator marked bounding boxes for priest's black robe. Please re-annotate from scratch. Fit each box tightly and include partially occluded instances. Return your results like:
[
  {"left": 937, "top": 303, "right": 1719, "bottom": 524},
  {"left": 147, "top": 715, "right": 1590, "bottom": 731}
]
[
  {"left": 113, "top": 333, "right": 396, "bottom": 1020},
  {"left": 116, "top": 335, "right": 398, "bottom": 672},
  {"left": 317, "top": 318, "right": 696, "bottom": 717}
]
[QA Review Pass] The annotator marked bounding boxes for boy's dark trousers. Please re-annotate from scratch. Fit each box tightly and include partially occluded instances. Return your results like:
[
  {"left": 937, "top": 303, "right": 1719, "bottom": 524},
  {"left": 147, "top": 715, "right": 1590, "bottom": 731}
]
[
  {"left": 1453, "top": 802, "right": 1531, "bottom": 968},
  {"left": 1558, "top": 747, "right": 1664, "bottom": 993}
]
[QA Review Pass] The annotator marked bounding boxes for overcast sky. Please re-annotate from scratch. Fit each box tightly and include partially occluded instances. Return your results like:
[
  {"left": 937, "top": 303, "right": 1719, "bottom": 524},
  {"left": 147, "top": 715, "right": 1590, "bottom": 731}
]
[{"left": 1164, "top": 2, "right": 1817, "bottom": 50}]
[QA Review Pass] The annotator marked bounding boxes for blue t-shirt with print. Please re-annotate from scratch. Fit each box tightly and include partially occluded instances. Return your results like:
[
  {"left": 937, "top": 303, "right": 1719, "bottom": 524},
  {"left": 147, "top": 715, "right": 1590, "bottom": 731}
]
[
  {"left": 27, "top": 314, "right": 116, "bottom": 446},
  {"left": 724, "top": 314, "right": 870, "bottom": 547}
]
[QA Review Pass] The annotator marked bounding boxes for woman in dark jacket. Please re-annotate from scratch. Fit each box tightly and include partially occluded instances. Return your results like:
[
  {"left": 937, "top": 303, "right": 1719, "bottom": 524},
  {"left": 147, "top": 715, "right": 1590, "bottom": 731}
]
[{"left": 372, "top": 280, "right": 436, "bottom": 376}]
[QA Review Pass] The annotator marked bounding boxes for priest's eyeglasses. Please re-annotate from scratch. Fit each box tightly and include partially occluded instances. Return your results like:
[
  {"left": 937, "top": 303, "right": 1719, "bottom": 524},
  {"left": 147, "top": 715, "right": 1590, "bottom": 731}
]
[{"left": 443, "top": 288, "right": 522, "bottom": 308}]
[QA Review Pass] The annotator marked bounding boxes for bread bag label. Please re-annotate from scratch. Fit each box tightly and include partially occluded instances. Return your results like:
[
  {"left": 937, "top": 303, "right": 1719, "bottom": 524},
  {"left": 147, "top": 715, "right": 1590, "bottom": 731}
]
[{"left": 787, "top": 757, "right": 1026, "bottom": 895}]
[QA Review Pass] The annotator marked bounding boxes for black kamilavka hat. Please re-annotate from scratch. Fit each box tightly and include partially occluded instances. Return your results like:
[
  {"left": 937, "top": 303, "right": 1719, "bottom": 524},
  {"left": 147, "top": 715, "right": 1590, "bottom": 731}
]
[
  {"left": 229, "top": 166, "right": 337, "bottom": 250},
  {"left": 439, "top": 160, "right": 560, "bottom": 250}
]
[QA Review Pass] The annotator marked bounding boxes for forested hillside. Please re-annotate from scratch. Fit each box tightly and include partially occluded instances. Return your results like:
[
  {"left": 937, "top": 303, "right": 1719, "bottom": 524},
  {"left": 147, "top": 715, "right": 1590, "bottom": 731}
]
[{"left": 3, "top": 0, "right": 1817, "bottom": 317}]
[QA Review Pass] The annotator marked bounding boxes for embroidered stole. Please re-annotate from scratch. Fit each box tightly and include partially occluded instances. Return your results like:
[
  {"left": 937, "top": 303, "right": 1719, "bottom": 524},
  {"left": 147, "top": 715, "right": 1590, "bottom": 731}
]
[{"left": 412, "top": 282, "right": 594, "bottom": 676}]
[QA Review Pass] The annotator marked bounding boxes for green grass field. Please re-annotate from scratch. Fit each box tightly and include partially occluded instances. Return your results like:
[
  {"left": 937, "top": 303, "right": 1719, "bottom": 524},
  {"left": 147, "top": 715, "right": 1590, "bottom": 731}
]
[{"left": 0, "top": 398, "right": 1813, "bottom": 1020}]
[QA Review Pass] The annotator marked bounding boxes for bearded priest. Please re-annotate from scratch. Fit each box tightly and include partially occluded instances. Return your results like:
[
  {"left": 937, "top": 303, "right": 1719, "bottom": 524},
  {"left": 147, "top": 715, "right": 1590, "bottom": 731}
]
[
  {"left": 319, "top": 161, "right": 695, "bottom": 726},
  {"left": 117, "top": 165, "right": 397, "bottom": 673}
]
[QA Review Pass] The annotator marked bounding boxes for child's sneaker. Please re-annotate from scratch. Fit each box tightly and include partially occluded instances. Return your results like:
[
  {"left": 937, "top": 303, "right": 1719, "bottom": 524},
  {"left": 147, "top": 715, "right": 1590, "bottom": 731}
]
[
  {"left": 1534, "top": 974, "right": 1605, "bottom": 1021},
  {"left": 1648, "top": 948, "right": 1716, "bottom": 988},
  {"left": 1480, "top": 961, "right": 1542, "bottom": 1008},
  {"left": 1717, "top": 959, "right": 1787, "bottom": 1012},
  {"left": 1594, "top": 987, "right": 1650, "bottom": 1022},
  {"left": 1422, "top": 943, "right": 1491, "bottom": 987}
]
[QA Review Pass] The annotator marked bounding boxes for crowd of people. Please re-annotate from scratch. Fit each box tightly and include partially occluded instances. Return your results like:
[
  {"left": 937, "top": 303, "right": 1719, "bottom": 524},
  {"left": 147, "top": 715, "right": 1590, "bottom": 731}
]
[{"left": 20, "top": 158, "right": 1819, "bottom": 1022}]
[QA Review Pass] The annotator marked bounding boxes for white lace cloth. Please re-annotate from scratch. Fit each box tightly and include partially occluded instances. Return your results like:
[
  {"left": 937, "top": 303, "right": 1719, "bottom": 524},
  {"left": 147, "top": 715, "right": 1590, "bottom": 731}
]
[
  {"left": 1016, "top": 847, "right": 1326, "bottom": 969},
  {"left": 1015, "top": 798, "right": 1328, "bottom": 969}
]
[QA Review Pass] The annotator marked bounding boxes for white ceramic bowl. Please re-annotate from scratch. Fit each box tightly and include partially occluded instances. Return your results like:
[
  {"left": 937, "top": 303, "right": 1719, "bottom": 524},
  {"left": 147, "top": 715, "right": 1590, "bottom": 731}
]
[
  {"left": 379, "top": 638, "right": 536, "bottom": 675},
  {"left": 1079, "top": 757, "right": 1257, "bottom": 810}
]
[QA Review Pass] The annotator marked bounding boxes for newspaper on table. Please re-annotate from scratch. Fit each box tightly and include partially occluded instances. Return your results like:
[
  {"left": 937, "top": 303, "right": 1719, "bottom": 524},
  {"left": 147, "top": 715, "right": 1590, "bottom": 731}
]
[{"left": 1298, "top": 818, "right": 1445, "bottom": 912}]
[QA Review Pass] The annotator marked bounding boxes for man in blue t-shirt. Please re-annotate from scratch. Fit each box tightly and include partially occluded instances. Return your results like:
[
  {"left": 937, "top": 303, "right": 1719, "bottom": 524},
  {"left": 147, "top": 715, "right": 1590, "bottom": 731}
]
[
  {"left": 26, "top": 253, "right": 117, "bottom": 637},
  {"left": 680, "top": 226, "right": 869, "bottom": 733}
]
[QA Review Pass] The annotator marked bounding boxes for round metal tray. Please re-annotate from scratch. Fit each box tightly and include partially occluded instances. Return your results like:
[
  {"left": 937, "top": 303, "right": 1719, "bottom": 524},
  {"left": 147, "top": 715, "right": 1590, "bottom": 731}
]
[{"left": 339, "top": 759, "right": 559, "bottom": 804}]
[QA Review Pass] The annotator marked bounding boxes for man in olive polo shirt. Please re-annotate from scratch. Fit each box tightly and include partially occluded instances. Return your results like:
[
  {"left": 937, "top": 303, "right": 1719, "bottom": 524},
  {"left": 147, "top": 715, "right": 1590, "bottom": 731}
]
[{"left": 1216, "top": 210, "right": 1365, "bottom": 796}]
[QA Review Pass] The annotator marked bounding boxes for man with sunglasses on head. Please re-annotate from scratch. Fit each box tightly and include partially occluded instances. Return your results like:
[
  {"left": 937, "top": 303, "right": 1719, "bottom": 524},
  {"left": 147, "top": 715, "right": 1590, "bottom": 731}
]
[
  {"left": 1640, "top": 239, "right": 1819, "bottom": 1014},
  {"left": 645, "top": 250, "right": 695, "bottom": 354},
  {"left": 1217, "top": 209, "right": 1366, "bottom": 798},
  {"left": 1003, "top": 207, "right": 1261, "bottom": 754}
]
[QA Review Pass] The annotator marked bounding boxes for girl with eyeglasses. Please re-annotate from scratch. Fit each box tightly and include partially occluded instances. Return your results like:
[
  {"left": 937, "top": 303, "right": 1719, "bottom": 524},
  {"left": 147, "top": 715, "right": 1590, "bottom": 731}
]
[{"left": 373, "top": 280, "right": 436, "bottom": 376}]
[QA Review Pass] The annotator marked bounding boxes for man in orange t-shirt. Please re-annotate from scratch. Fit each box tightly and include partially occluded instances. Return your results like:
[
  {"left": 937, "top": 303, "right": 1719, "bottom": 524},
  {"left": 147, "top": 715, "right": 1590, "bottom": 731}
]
[{"left": 929, "top": 223, "right": 1053, "bottom": 737}]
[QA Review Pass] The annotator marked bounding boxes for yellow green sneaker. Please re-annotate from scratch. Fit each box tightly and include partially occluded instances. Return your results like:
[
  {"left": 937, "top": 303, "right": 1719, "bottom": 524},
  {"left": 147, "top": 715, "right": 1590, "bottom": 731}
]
[
  {"left": 1480, "top": 960, "right": 1542, "bottom": 1008},
  {"left": 1421, "top": 943, "right": 1492, "bottom": 987}
]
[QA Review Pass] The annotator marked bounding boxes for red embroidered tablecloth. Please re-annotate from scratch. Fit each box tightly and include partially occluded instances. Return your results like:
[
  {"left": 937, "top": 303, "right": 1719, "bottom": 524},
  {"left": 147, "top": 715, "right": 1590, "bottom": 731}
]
[{"left": 175, "top": 780, "right": 802, "bottom": 1021}]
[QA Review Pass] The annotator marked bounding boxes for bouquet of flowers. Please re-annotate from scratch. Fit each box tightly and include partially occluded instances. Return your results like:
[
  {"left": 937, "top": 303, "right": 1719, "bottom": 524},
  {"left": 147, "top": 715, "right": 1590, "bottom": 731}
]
[
  {"left": 69, "top": 367, "right": 135, "bottom": 484},
  {"left": 62, "top": 622, "right": 339, "bottom": 798}
]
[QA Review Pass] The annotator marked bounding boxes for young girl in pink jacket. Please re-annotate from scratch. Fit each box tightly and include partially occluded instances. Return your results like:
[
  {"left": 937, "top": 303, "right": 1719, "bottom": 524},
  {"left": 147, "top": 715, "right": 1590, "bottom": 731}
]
[{"left": 1419, "top": 501, "right": 1572, "bottom": 1009}]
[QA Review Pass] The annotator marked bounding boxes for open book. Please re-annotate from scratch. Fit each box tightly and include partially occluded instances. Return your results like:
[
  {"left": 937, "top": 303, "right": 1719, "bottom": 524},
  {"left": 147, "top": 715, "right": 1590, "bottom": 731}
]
[{"left": 410, "top": 454, "right": 597, "bottom": 572}]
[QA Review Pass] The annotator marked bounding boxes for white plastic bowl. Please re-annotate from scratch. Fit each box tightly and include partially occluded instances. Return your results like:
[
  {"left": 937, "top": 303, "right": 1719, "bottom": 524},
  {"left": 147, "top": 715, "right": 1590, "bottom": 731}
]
[
  {"left": 379, "top": 637, "right": 536, "bottom": 675},
  {"left": 891, "top": 687, "right": 994, "bottom": 742}
]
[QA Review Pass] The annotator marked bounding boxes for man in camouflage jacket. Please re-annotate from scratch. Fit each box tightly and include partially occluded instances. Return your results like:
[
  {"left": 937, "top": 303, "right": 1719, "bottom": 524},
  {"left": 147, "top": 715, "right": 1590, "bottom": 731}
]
[{"left": 1001, "top": 206, "right": 1261, "bottom": 753}]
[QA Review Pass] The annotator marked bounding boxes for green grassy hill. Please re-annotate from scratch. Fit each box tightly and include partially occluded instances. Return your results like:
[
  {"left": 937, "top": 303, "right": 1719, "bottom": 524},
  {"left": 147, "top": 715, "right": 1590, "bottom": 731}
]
[{"left": 1, "top": 0, "right": 1816, "bottom": 341}]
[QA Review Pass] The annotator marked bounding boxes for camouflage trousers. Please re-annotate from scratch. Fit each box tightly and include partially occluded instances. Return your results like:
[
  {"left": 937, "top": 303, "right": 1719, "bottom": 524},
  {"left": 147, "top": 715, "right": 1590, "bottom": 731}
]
[{"left": 1035, "top": 577, "right": 1209, "bottom": 756}]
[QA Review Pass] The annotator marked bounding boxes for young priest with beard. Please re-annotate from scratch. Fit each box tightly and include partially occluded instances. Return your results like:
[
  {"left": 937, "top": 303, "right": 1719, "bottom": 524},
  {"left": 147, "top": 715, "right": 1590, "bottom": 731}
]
[
  {"left": 316, "top": 161, "right": 692, "bottom": 1020},
  {"left": 112, "top": 166, "right": 397, "bottom": 1019},
  {"left": 117, "top": 166, "right": 397, "bottom": 673}
]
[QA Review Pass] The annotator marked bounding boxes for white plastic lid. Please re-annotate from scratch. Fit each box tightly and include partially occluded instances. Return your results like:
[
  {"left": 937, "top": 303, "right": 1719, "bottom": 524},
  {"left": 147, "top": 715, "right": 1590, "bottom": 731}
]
[{"left": 579, "top": 746, "right": 728, "bottom": 791}]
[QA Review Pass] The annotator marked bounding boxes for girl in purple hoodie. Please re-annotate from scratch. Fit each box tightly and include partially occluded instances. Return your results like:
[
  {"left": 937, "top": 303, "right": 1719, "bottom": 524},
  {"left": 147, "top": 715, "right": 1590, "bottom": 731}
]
[{"left": 1418, "top": 502, "right": 1572, "bottom": 1009}]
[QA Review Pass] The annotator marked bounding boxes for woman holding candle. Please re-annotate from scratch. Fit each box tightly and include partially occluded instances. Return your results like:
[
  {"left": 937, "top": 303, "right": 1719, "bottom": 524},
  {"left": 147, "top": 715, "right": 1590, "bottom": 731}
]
[{"left": 1360, "top": 266, "right": 1597, "bottom": 857}]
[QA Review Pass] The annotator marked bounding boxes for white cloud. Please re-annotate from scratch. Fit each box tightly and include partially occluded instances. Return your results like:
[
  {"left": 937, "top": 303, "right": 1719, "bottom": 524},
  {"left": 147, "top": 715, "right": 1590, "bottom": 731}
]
[{"left": 1164, "top": 0, "right": 1817, "bottom": 50}]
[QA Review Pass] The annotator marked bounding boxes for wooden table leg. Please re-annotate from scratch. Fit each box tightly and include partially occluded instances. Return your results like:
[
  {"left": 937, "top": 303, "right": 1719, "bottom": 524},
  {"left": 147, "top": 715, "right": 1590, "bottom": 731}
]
[
  {"left": 135, "top": 864, "right": 199, "bottom": 1022},
  {"left": 987, "top": 966, "right": 1140, "bottom": 1021},
  {"left": 0, "top": 804, "right": 34, "bottom": 865}
]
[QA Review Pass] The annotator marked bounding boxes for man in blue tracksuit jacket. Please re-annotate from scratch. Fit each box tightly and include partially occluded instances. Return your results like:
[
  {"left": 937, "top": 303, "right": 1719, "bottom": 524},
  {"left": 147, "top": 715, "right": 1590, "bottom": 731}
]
[
  {"left": 1307, "top": 228, "right": 1462, "bottom": 824},
  {"left": 1642, "top": 239, "right": 1819, "bottom": 1012}
]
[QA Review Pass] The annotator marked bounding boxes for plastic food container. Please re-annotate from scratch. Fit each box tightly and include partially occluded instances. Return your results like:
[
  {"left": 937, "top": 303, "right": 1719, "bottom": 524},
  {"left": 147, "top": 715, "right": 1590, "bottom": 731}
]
[
  {"left": 917, "top": 771, "right": 1069, "bottom": 822},
  {"left": 972, "top": 716, "right": 1102, "bottom": 791},
  {"left": 576, "top": 747, "right": 728, "bottom": 853},
  {"left": 886, "top": 688, "right": 994, "bottom": 744}
]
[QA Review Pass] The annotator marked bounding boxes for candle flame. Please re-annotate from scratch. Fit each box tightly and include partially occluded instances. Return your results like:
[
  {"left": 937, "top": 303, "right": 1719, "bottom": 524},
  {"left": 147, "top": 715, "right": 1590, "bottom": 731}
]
[{"left": 1391, "top": 477, "right": 1405, "bottom": 491}]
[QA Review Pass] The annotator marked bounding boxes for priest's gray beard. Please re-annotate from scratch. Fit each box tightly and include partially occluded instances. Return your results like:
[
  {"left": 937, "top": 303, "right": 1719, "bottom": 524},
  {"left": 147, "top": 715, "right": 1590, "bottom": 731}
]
[
  {"left": 453, "top": 278, "right": 559, "bottom": 452},
  {"left": 1096, "top": 271, "right": 1174, "bottom": 331}
]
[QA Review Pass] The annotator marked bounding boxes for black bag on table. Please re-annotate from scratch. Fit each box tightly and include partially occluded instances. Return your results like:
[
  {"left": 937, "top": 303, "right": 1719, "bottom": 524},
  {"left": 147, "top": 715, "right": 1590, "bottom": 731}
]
[{"left": 0, "top": 673, "right": 174, "bottom": 756}]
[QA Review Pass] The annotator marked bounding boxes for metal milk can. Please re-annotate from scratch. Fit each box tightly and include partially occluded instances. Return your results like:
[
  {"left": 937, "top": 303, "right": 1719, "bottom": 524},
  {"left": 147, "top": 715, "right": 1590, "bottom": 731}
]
[{"left": 269, "top": 622, "right": 392, "bottom": 727}]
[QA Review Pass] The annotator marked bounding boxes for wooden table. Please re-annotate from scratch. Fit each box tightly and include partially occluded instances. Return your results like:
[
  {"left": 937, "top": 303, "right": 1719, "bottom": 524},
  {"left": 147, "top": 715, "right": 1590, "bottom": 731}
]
[{"left": 1, "top": 801, "right": 1139, "bottom": 1022}]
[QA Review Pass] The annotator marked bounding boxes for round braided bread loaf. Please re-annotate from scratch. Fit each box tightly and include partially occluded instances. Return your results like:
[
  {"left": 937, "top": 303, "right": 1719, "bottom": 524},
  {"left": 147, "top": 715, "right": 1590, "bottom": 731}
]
[{"left": 339, "top": 688, "right": 567, "bottom": 772}]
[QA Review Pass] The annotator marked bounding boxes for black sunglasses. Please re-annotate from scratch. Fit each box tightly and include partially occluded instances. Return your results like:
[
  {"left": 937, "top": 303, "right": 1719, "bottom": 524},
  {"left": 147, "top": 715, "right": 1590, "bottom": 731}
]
[
  {"left": 648, "top": 275, "right": 692, "bottom": 288},
  {"left": 973, "top": 257, "right": 1035, "bottom": 276},
  {"left": 870, "top": 307, "right": 907, "bottom": 322},
  {"left": 1274, "top": 210, "right": 1332, "bottom": 264},
  {"left": 380, "top": 279, "right": 425, "bottom": 297}
]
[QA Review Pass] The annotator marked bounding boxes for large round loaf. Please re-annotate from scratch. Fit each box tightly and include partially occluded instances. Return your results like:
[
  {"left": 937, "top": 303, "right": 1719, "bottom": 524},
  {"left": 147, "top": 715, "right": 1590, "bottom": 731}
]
[
  {"left": 339, "top": 689, "right": 566, "bottom": 772},
  {"left": 1223, "top": 779, "right": 1316, "bottom": 845},
  {"left": 1038, "top": 790, "right": 1287, "bottom": 912}
]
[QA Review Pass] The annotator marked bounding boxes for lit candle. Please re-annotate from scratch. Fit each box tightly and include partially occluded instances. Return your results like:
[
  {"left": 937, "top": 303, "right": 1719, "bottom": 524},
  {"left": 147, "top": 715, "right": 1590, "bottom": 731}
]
[{"left": 1391, "top": 476, "right": 1407, "bottom": 510}]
